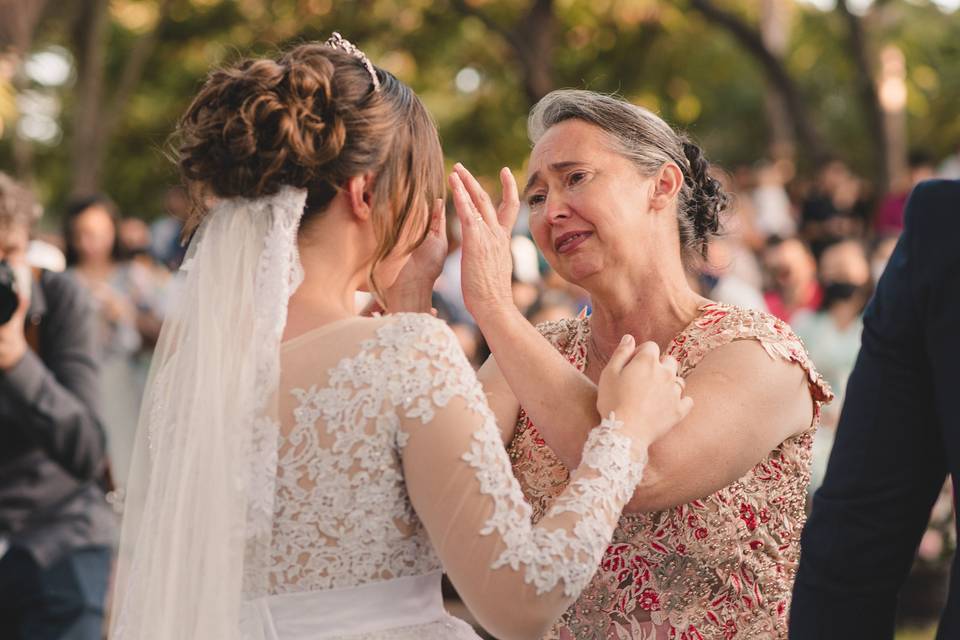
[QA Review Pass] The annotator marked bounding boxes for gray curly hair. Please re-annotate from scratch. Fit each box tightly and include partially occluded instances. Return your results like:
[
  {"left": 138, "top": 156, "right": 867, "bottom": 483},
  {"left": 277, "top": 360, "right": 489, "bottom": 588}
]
[{"left": 528, "top": 90, "right": 728, "bottom": 261}]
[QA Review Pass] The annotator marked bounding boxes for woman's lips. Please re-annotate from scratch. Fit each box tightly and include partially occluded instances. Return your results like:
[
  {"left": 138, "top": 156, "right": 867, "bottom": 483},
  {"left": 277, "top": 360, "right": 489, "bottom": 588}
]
[{"left": 555, "top": 231, "right": 593, "bottom": 254}]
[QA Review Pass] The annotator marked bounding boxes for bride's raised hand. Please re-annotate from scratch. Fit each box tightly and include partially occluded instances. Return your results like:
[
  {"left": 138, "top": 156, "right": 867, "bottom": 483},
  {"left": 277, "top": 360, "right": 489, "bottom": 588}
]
[
  {"left": 381, "top": 198, "right": 447, "bottom": 313},
  {"left": 597, "top": 336, "right": 693, "bottom": 456},
  {"left": 448, "top": 163, "right": 519, "bottom": 322}
]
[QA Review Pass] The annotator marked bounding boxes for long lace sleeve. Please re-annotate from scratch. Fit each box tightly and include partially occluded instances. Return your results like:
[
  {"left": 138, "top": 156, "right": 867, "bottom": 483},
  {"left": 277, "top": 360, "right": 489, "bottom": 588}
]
[{"left": 385, "top": 314, "right": 646, "bottom": 640}]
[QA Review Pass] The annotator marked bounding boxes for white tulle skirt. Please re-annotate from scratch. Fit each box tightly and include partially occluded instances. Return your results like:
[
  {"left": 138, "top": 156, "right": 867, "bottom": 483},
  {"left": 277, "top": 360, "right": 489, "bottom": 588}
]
[{"left": 244, "top": 572, "right": 480, "bottom": 640}]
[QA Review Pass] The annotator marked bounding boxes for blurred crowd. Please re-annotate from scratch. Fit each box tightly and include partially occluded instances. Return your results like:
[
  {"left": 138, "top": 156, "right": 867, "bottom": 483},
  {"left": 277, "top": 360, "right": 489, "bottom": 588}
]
[
  {"left": 24, "top": 187, "right": 189, "bottom": 489},
  {"left": 430, "top": 148, "right": 958, "bottom": 504},
  {"left": 1, "top": 143, "right": 957, "bottom": 636},
  {"left": 17, "top": 146, "right": 960, "bottom": 501}
]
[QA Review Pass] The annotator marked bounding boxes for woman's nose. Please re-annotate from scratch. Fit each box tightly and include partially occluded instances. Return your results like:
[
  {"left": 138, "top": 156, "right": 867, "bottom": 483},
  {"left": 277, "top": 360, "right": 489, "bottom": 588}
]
[{"left": 545, "top": 194, "right": 571, "bottom": 223}]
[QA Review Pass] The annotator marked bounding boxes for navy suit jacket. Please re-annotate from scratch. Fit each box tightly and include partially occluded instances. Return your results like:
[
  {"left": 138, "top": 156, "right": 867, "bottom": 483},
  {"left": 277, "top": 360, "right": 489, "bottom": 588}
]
[{"left": 791, "top": 179, "right": 960, "bottom": 638}]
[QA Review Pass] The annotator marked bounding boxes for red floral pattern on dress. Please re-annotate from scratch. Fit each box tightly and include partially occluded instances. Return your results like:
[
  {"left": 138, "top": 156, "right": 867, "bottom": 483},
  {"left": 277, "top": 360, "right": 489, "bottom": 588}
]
[{"left": 507, "top": 303, "right": 833, "bottom": 639}]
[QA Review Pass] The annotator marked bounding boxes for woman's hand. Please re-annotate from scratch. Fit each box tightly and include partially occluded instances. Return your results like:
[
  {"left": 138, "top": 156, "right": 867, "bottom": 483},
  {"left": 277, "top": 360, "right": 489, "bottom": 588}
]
[
  {"left": 382, "top": 198, "right": 446, "bottom": 313},
  {"left": 93, "top": 282, "right": 136, "bottom": 324},
  {"left": 448, "top": 163, "right": 519, "bottom": 323},
  {"left": 598, "top": 336, "right": 693, "bottom": 455}
]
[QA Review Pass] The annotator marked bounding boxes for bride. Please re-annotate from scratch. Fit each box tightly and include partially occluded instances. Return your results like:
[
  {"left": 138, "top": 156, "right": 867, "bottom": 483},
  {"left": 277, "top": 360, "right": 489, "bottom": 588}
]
[{"left": 108, "top": 35, "right": 692, "bottom": 640}]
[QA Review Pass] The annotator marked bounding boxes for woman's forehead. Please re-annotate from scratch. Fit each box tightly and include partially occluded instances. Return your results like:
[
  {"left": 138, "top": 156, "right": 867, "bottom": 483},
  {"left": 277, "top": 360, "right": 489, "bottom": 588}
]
[{"left": 530, "top": 121, "right": 616, "bottom": 168}]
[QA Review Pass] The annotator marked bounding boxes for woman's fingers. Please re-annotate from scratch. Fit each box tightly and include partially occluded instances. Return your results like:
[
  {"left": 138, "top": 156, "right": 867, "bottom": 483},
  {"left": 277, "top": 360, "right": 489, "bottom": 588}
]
[
  {"left": 498, "top": 167, "right": 520, "bottom": 230},
  {"left": 451, "top": 163, "right": 520, "bottom": 233},
  {"left": 454, "top": 163, "right": 498, "bottom": 227},
  {"left": 449, "top": 172, "right": 479, "bottom": 234}
]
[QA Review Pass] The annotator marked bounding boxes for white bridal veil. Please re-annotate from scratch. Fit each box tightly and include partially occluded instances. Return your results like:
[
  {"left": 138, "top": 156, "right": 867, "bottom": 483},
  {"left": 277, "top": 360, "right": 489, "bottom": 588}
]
[{"left": 109, "top": 187, "right": 307, "bottom": 639}]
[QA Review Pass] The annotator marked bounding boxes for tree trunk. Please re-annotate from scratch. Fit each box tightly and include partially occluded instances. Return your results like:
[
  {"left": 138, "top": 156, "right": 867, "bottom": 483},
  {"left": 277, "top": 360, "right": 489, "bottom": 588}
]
[
  {"left": 689, "top": 0, "right": 829, "bottom": 165},
  {"left": 0, "top": 0, "right": 49, "bottom": 53},
  {"left": 69, "top": 0, "right": 109, "bottom": 198},
  {"left": 836, "top": 0, "right": 890, "bottom": 195},
  {"left": 449, "top": 0, "right": 556, "bottom": 106},
  {"left": 510, "top": 0, "right": 555, "bottom": 104},
  {"left": 760, "top": 0, "right": 795, "bottom": 160},
  {"left": 879, "top": 45, "right": 908, "bottom": 191},
  {"left": 11, "top": 71, "right": 33, "bottom": 182},
  {"left": 0, "top": 0, "right": 52, "bottom": 184},
  {"left": 67, "top": 0, "right": 172, "bottom": 198}
]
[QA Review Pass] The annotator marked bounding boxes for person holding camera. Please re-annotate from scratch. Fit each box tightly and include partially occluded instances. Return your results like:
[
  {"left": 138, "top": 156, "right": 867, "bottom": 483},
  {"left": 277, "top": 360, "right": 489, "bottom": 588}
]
[{"left": 0, "top": 173, "right": 114, "bottom": 640}]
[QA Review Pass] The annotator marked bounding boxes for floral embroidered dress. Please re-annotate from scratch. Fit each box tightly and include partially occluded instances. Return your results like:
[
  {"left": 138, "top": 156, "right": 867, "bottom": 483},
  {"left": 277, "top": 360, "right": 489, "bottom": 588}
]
[{"left": 508, "top": 303, "right": 833, "bottom": 639}]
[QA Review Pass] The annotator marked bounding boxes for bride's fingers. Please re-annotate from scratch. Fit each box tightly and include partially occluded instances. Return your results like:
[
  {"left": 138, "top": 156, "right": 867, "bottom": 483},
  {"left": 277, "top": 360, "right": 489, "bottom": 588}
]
[
  {"left": 454, "top": 163, "right": 497, "bottom": 227},
  {"left": 660, "top": 354, "right": 679, "bottom": 377},
  {"left": 604, "top": 334, "right": 637, "bottom": 376},
  {"left": 498, "top": 167, "right": 520, "bottom": 230},
  {"left": 429, "top": 198, "right": 446, "bottom": 236}
]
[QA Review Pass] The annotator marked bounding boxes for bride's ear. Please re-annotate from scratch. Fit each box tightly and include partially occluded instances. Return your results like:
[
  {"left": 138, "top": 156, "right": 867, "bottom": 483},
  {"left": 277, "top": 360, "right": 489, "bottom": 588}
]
[{"left": 345, "top": 173, "right": 376, "bottom": 222}]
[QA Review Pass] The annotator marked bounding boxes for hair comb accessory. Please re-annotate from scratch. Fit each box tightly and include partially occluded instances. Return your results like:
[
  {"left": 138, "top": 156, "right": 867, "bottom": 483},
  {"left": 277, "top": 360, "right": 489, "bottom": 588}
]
[{"left": 324, "top": 32, "right": 381, "bottom": 91}]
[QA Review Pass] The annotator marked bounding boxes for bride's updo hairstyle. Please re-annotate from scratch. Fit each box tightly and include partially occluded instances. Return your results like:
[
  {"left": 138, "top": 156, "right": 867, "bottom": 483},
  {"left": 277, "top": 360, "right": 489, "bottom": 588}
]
[
  {"left": 177, "top": 41, "right": 443, "bottom": 294},
  {"left": 528, "top": 90, "right": 728, "bottom": 261}
]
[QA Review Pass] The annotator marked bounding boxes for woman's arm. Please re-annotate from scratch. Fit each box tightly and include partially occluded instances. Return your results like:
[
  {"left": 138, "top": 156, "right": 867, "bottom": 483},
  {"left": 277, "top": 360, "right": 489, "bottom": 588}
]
[
  {"left": 623, "top": 340, "right": 813, "bottom": 513},
  {"left": 474, "top": 306, "right": 600, "bottom": 456},
  {"left": 475, "top": 355, "right": 523, "bottom": 445},
  {"left": 449, "top": 165, "right": 603, "bottom": 465},
  {"left": 396, "top": 317, "right": 688, "bottom": 640},
  {"left": 450, "top": 164, "right": 814, "bottom": 515},
  {"left": 479, "top": 307, "right": 813, "bottom": 514}
]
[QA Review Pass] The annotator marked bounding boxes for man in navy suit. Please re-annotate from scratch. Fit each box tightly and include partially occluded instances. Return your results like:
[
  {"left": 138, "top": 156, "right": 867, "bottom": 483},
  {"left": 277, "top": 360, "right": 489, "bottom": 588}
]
[{"left": 791, "top": 179, "right": 960, "bottom": 639}]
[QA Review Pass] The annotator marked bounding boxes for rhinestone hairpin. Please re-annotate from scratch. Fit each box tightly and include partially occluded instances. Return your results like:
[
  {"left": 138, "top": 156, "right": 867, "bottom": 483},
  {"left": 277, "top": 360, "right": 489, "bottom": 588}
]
[{"left": 324, "top": 32, "right": 381, "bottom": 91}]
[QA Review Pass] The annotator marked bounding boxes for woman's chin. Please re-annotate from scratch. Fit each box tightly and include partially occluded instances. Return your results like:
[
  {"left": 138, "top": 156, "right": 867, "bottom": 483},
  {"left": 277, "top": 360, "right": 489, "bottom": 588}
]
[{"left": 562, "top": 258, "right": 602, "bottom": 285}]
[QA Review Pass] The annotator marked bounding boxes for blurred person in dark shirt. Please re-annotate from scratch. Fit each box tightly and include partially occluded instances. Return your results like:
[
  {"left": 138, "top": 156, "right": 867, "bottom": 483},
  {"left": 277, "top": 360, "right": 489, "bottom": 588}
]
[
  {"left": 0, "top": 173, "right": 113, "bottom": 640},
  {"left": 801, "top": 160, "right": 871, "bottom": 255}
]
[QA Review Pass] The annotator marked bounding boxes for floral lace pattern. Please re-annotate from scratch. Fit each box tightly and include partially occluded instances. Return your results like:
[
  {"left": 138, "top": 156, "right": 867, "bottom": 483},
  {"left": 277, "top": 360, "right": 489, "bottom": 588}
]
[
  {"left": 270, "top": 313, "right": 649, "bottom": 601},
  {"left": 508, "top": 303, "right": 833, "bottom": 639},
  {"left": 269, "top": 317, "right": 441, "bottom": 592}
]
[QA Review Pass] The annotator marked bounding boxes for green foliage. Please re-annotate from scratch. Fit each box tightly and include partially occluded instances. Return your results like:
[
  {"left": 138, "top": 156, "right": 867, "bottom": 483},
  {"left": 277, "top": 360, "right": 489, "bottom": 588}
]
[{"left": 1, "top": 0, "right": 959, "bottom": 221}]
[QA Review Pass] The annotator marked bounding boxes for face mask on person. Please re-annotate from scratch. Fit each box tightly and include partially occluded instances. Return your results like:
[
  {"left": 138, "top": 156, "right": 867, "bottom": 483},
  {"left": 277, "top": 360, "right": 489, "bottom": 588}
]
[{"left": 821, "top": 281, "right": 862, "bottom": 308}]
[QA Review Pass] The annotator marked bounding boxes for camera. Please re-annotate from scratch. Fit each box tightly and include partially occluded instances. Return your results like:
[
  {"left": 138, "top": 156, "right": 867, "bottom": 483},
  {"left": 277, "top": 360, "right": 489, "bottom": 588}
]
[{"left": 0, "top": 260, "right": 21, "bottom": 325}]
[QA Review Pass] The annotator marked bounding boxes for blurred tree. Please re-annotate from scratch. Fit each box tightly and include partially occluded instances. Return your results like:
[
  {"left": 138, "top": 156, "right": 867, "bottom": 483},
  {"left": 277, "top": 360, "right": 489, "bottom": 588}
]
[
  {"left": 449, "top": 0, "right": 556, "bottom": 104},
  {"left": 687, "top": 0, "right": 829, "bottom": 165},
  {"left": 836, "top": 0, "right": 891, "bottom": 194},
  {"left": 0, "top": 0, "right": 51, "bottom": 180},
  {"left": 0, "top": 0, "right": 49, "bottom": 55},
  {"left": 760, "top": 0, "right": 796, "bottom": 159},
  {"left": 69, "top": 0, "right": 173, "bottom": 197},
  {"left": 0, "top": 0, "right": 958, "bottom": 221}
]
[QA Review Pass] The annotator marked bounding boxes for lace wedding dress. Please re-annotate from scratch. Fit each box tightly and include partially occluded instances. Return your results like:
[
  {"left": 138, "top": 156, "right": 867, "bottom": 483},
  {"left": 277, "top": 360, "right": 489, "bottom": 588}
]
[
  {"left": 257, "top": 312, "right": 647, "bottom": 639},
  {"left": 109, "top": 188, "right": 651, "bottom": 640}
]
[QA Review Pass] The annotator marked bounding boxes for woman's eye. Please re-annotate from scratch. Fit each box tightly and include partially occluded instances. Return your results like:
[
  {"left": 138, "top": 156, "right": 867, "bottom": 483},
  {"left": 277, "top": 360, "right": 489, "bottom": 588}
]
[
  {"left": 568, "top": 171, "right": 587, "bottom": 185},
  {"left": 528, "top": 194, "right": 546, "bottom": 207}
]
